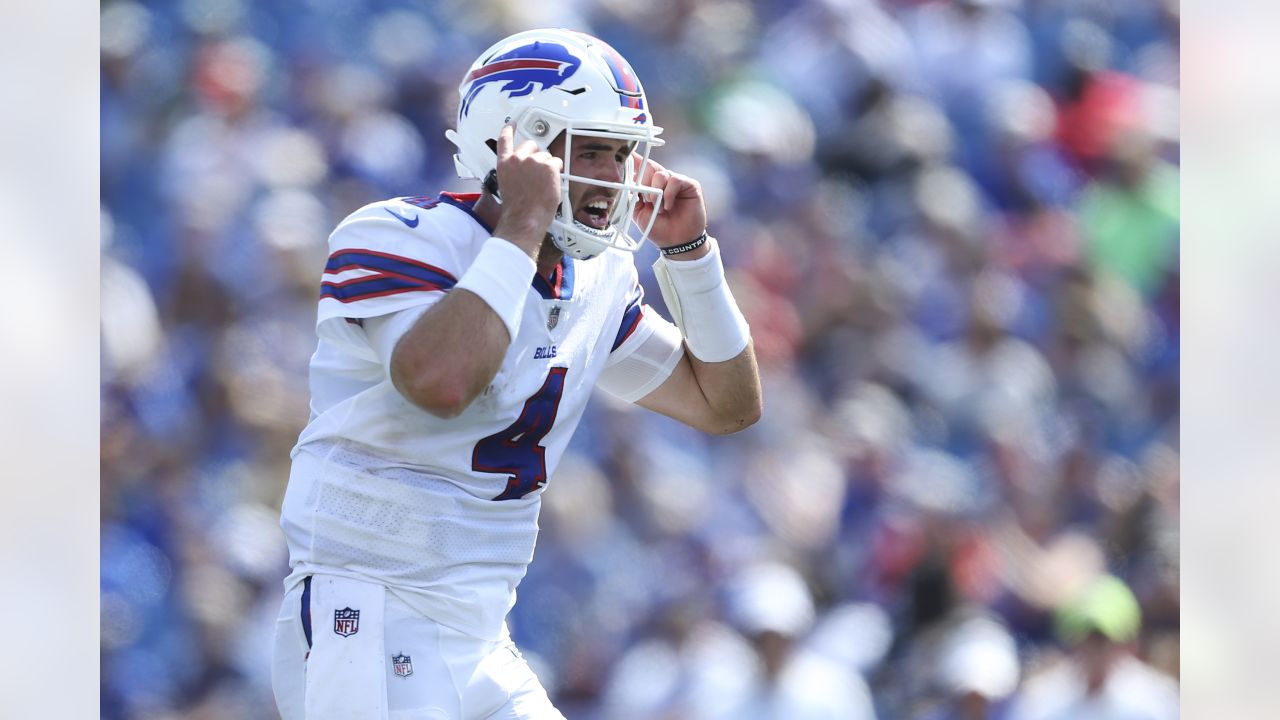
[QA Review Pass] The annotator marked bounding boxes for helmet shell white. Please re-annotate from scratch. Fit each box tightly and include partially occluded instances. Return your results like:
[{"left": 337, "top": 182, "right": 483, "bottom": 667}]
[{"left": 446, "top": 28, "right": 665, "bottom": 260}]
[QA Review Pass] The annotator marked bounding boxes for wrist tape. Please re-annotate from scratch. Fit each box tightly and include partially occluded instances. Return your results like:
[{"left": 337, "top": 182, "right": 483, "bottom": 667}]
[
  {"left": 454, "top": 237, "right": 537, "bottom": 342},
  {"left": 651, "top": 237, "right": 750, "bottom": 362}
]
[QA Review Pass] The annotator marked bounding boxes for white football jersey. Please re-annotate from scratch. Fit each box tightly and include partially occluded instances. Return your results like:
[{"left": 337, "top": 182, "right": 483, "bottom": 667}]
[{"left": 280, "top": 193, "right": 681, "bottom": 641}]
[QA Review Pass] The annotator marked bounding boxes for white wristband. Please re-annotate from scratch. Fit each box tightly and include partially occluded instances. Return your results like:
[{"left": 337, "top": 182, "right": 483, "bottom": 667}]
[
  {"left": 651, "top": 237, "right": 750, "bottom": 362},
  {"left": 454, "top": 237, "right": 537, "bottom": 342}
]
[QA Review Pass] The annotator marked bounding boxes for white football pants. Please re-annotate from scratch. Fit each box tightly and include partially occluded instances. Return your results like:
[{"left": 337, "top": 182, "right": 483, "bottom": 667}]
[{"left": 271, "top": 574, "right": 565, "bottom": 720}]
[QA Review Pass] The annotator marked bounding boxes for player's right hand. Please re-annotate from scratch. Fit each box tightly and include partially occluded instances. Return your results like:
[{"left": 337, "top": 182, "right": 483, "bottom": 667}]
[{"left": 493, "top": 122, "right": 562, "bottom": 256}]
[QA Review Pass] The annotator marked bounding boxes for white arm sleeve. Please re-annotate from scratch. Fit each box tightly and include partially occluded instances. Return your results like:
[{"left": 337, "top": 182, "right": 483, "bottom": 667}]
[
  {"left": 651, "top": 237, "right": 750, "bottom": 362},
  {"left": 597, "top": 306, "right": 685, "bottom": 403}
]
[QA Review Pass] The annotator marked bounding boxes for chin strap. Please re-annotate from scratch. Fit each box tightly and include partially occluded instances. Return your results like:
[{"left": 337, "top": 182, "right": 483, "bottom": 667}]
[{"left": 482, "top": 170, "right": 502, "bottom": 203}]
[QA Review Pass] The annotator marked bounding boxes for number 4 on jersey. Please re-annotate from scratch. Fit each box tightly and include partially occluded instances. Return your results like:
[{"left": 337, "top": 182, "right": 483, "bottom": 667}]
[{"left": 473, "top": 368, "right": 568, "bottom": 501}]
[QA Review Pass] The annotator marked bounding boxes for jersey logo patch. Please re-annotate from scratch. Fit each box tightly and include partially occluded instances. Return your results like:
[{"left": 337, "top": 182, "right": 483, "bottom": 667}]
[
  {"left": 384, "top": 207, "right": 420, "bottom": 228},
  {"left": 334, "top": 607, "right": 360, "bottom": 637},
  {"left": 392, "top": 653, "right": 413, "bottom": 678},
  {"left": 547, "top": 305, "right": 561, "bottom": 330}
]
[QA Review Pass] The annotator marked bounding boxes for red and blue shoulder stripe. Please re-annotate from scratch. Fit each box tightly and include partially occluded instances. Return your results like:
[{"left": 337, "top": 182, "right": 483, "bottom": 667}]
[{"left": 321, "top": 249, "right": 457, "bottom": 303}]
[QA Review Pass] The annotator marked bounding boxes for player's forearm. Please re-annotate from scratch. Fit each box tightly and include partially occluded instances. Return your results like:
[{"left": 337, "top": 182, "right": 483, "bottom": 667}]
[
  {"left": 650, "top": 236, "right": 759, "bottom": 434},
  {"left": 686, "top": 341, "right": 763, "bottom": 434},
  {"left": 390, "top": 290, "right": 511, "bottom": 418}
]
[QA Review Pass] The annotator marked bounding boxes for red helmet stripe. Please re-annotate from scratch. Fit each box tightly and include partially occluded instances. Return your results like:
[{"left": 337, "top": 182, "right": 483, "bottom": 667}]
[{"left": 465, "top": 58, "right": 566, "bottom": 84}]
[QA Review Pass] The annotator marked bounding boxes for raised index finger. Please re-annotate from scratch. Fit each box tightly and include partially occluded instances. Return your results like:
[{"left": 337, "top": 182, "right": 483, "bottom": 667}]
[
  {"left": 634, "top": 153, "right": 665, "bottom": 187},
  {"left": 495, "top": 122, "right": 515, "bottom": 160}
]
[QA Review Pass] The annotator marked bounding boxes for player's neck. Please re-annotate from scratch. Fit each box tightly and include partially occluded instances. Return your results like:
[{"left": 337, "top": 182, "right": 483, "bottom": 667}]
[
  {"left": 474, "top": 191, "right": 502, "bottom": 231},
  {"left": 536, "top": 239, "right": 563, "bottom": 280}
]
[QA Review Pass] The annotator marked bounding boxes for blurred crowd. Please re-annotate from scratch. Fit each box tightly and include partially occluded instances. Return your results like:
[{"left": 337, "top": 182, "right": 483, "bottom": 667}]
[{"left": 100, "top": 0, "right": 1180, "bottom": 718}]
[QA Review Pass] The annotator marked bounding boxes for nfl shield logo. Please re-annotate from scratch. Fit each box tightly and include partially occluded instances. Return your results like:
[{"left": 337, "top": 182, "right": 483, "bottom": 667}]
[
  {"left": 392, "top": 653, "right": 413, "bottom": 678},
  {"left": 547, "top": 305, "right": 561, "bottom": 330},
  {"left": 333, "top": 607, "right": 360, "bottom": 637}
]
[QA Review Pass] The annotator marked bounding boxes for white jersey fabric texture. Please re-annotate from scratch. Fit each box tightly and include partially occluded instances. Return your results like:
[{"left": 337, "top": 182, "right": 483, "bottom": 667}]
[{"left": 281, "top": 193, "right": 682, "bottom": 641}]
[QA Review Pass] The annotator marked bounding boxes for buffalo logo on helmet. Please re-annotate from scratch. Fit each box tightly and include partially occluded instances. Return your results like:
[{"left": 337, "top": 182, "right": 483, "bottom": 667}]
[
  {"left": 333, "top": 607, "right": 360, "bottom": 637},
  {"left": 460, "top": 41, "right": 581, "bottom": 117}
]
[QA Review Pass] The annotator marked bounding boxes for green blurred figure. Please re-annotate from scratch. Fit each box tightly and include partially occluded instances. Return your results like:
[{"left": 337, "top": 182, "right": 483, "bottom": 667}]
[
  {"left": 1007, "top": 575, "right": 1178, "bottom": 720},
  {"left": 1080, "top": 130, "right": 1179, "bottom": 298}
]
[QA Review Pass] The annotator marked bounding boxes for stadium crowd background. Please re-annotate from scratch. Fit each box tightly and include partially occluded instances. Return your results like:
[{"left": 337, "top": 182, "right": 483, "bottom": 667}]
[{"left": 100, "top": 0, "right": 1180, "bottom": 717}]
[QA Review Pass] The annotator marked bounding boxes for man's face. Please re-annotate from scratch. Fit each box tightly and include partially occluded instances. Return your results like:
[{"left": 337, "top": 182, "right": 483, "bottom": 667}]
[{"left": 547, "top": 134, "right": 634, "bottom": 231}]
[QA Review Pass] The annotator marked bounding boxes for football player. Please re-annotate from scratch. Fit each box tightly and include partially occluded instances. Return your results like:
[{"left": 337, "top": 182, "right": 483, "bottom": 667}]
[{"left": 271, "top": 28, "right": 761, "bottom": 719}]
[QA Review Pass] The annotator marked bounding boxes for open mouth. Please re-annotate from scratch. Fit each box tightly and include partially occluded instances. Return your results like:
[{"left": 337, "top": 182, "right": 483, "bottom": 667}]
[{"left": 576, "top": 197, "right": 613, "bottom": 230}]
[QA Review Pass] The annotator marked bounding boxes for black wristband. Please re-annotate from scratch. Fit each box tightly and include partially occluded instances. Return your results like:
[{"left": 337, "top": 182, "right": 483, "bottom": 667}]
[{"left": 660, "top": 231, "right": 708, "bottom": 256}]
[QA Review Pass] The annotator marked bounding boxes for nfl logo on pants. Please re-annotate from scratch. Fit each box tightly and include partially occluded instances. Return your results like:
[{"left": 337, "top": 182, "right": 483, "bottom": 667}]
[
  {"left": 392, "top": 653, "right": 413, "bottom": 678},
  {"left": 333, "top": 607, "right": 360, "bottom": 637}
]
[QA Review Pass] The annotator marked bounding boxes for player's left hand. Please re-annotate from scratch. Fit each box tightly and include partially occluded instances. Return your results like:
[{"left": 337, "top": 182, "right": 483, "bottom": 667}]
[{"left": 632, "top": 155, "right": 707, "bottom": 251}]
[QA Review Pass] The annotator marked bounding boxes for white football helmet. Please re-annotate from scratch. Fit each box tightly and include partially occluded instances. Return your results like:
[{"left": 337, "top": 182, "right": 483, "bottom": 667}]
[{"left": 446, "top": 28, "right": 665, "bottom": 260}]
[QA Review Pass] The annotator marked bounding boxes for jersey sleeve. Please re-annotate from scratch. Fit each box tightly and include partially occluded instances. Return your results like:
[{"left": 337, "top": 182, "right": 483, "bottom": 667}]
[
  {"left": 316, "top": 201, "right": 463, "bottom": 359},
  {"left": 597, "top": 279, "right": 685, "bottom": 403}
]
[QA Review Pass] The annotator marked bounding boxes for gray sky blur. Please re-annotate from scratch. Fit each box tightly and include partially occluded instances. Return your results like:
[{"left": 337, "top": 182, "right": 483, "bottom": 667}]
[
  {"left": 1181, "top": 1, "right": 1280, "bottom": 718},
  {"left": 0, "top": 1, "right": 99, "bottom": 717}
]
